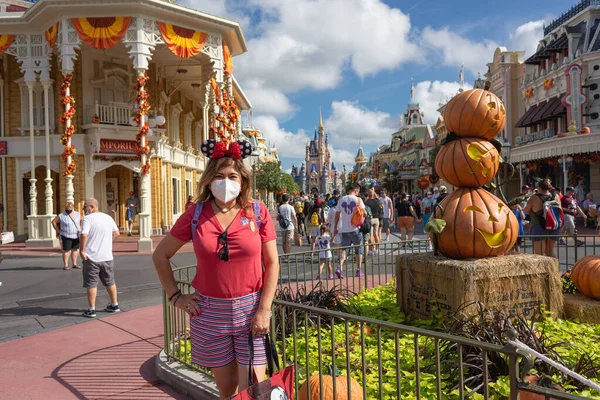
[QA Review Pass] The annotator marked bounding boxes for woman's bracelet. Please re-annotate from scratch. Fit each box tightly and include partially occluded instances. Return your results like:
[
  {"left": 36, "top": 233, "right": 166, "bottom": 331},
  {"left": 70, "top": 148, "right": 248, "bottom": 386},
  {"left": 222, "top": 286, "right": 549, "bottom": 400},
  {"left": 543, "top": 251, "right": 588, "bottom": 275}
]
[
  {"left": 168, "top": 290, "right": 181, "bottom": 302},
  {"left": 169, "top": 290, "right": 181, "bottom": 303},
  {"left": 172, "top": 294, "right": 182, "bottom": 306}
]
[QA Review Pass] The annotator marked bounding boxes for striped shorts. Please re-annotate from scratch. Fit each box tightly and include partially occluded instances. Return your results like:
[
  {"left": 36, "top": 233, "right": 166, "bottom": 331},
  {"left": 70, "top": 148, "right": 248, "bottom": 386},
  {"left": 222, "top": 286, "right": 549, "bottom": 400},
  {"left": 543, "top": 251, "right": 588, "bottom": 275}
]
[{"left": 190, "top": 291, "right": 267, "bottom": 368}]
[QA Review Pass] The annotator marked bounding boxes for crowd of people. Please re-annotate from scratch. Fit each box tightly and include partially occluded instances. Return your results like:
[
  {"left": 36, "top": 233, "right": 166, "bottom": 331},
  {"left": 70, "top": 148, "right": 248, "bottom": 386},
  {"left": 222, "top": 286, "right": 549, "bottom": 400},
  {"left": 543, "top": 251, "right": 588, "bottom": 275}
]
[
  {"left": 276, "top": 185, "right": 451, "bottom": 278},
  {"left": 518, "top": 179, "right": 598, "bottom": 257},
  {"left": 277, "top": 178, "right": 599, "bottom": 262}
]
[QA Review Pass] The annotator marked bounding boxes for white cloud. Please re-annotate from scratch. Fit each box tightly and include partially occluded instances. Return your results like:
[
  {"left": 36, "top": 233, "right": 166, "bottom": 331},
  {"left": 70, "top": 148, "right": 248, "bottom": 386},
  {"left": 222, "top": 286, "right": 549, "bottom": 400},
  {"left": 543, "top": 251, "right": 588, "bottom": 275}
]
[
  {"left": 253, "top": 115, "right": 308, "bottom": 160},
  {"left": 329, "top": 148, "right": 357, "bottom": 169},
  {"left": 508, "top": 20, "right": 545, "bottom": 58},
  {"left": 413, "top": 80, "right": 473, "bottom": 124},
  {"left": 325, "top": 101, "right": 397, "bottom": 145},
  {"left": 229, "top": 0, "right": 420, "bottom": 117},
  {"left": 420, "top": 27, "right": 498, "bottom": 76},
  {"left": 243, "top": 82, "right": 295, "bottom": 116}
]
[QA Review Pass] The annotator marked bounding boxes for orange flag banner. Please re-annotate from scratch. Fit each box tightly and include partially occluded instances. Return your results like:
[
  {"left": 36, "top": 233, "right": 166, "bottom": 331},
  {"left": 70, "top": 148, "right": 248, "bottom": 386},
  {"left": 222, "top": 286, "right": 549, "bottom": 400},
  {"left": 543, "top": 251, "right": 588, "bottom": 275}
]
[
  {"left": 0, "top": 34, "right": 14, "bottom": 55},
  {"left": 157, "top": 22, "right": 208, "bottom": 59},
  {"left": 71, "top": 17, "right": 131, "bottom": 50},
  {"left": 45, "top": 23, "right": 58, "bottom": 48},
  {"left": 210, "top": 77, "right": 220, "bottom": 98},
  {"left": 223, "top": 40, "right": 233, "bottom": 74}
]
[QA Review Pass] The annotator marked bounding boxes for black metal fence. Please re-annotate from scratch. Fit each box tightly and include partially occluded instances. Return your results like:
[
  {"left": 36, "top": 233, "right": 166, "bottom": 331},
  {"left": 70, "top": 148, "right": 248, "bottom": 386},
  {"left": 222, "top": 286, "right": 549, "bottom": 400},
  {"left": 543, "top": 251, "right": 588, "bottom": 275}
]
[{"left": 163, "top": 263, "right": 595, "bottom": 399}]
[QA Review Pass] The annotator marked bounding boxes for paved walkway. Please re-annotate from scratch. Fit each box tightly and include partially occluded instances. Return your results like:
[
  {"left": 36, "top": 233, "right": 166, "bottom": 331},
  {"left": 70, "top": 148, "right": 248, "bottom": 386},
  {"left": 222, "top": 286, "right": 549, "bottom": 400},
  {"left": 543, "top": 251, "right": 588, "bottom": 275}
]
[{"left": 0, "top": 304, "right": 190, "bottom": 400}]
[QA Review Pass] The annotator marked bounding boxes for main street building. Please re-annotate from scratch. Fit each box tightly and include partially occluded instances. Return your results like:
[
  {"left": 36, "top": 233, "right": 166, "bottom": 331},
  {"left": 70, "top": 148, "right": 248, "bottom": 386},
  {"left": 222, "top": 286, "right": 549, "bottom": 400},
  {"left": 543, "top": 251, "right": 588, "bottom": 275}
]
[{"left": 0, "top": 0, "right": 253, "bottom": 251}]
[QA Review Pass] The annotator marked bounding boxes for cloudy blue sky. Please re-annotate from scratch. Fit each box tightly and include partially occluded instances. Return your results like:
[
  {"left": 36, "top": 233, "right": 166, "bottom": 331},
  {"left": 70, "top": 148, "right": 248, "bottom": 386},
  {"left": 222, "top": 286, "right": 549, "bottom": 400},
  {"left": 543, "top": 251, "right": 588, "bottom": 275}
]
[{"left": 179, "top": 0, "right": 570, "bottom": 172}]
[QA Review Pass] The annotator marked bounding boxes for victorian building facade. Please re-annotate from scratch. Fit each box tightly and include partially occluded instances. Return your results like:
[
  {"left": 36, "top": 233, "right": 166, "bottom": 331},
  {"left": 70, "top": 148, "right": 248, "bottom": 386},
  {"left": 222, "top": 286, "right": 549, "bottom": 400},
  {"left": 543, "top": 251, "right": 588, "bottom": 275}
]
[
  {"left": 511, "top": 0, "right": 600, "bottom": 198},
  {"left": 0, "top": 0, "right": 254, "bottom": 251},
  {"left": 371, "top": 101, "right": 436, "bottom": 194}
]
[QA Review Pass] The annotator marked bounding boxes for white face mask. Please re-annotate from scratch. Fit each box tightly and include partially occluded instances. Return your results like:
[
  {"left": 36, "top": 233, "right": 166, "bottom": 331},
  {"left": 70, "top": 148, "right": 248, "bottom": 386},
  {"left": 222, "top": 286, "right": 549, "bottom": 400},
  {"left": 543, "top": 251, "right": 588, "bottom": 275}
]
[{"left": 211, "top": 178, "right": 241, "bottom": 203}]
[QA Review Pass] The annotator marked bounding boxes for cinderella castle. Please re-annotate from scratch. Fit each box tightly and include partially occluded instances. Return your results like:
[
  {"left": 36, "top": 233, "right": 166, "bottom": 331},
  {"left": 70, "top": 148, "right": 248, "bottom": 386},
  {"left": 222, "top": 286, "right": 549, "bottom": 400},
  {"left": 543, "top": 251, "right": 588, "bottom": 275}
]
[{"left": 291, "top": 111, "right": 345, "bottom": 194}]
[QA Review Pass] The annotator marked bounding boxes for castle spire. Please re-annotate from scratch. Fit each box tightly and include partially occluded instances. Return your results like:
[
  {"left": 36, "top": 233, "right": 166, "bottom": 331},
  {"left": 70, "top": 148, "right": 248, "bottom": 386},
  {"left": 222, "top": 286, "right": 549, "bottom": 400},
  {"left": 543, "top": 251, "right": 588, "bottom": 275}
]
[{"left": 319, "top": 106, "right": 324, "bottom": 129}]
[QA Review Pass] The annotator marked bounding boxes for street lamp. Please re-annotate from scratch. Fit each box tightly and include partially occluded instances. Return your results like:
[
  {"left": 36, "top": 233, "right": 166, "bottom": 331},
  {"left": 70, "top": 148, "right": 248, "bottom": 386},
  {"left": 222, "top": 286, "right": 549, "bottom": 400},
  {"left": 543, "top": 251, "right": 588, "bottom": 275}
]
[
  {"left": 249, "top": 135, "right": 260, "bottom": 200},
  {"left": 500, "top": 137, "right": 512, "bottom": 198}
]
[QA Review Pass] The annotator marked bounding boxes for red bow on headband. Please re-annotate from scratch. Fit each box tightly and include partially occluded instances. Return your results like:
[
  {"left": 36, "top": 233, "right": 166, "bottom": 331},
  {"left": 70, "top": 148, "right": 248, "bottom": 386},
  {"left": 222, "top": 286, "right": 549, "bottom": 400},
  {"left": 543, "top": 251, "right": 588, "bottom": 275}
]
[{"left": 212, "top": 141, "right": 242, "bottom": 160}]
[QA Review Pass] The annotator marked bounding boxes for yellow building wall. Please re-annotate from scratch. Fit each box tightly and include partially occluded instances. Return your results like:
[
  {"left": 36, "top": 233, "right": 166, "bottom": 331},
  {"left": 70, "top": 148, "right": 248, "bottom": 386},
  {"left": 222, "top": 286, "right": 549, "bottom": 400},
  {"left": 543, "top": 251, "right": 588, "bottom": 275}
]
[
  {"left": 5, "top": 158, "right": 18, "bottom": 232},
  {"left": 6, "top": 56, "right": 22, "bottom": 137},
  {"left": 151, "top": 158, "right": 163, "bottom": 230}
]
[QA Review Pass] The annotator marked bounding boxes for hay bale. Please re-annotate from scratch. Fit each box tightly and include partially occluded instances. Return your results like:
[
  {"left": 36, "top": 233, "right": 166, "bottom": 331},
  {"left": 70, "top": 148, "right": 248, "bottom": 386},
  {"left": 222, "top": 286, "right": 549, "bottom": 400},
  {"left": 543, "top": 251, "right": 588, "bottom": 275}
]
[
  {"left": 564, "top": 293, "right": 600, "bottom": 324},
  {"left": 396, "top": 253, "right": 563, "bottom": 320}
]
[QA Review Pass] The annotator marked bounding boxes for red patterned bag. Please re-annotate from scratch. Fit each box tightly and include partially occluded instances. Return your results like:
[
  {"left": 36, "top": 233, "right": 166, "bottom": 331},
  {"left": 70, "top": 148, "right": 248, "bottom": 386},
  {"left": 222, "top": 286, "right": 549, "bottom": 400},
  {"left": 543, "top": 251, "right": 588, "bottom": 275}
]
[{"left": 229, "top": 334, "right": 294, "bottom": 400}]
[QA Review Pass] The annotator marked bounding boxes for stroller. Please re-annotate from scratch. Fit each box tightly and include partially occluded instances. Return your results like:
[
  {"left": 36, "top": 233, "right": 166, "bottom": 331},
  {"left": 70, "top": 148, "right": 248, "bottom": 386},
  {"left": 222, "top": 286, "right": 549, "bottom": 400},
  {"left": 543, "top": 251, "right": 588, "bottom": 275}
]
[{"left": 584, "top": 205, "right": 599, "bottom": 229}]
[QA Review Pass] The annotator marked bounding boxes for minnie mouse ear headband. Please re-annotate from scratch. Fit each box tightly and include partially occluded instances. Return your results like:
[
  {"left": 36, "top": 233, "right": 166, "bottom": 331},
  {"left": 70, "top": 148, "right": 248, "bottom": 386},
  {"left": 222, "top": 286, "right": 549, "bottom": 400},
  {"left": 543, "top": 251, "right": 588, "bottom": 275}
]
[{"left": 200, "top": 139, "right": 253, "bottom": 160}]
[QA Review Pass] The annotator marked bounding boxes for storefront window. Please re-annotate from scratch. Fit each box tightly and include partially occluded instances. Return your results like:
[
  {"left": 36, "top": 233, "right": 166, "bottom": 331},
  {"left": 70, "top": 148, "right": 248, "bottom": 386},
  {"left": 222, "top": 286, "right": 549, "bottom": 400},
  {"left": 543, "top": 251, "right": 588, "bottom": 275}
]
[{"left": 172, "top": 177, "right": 181, "bottom": 214}]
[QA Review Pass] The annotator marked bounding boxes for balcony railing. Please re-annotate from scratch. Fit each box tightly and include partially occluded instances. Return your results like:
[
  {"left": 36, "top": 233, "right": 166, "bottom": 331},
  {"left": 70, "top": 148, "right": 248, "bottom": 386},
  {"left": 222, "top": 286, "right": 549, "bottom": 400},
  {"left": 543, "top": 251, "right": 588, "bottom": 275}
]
[
  {"left": 544, "top": 0, "right": 600, "bottom": 35},
  {"left": 86, "top": 101, "right": 133, "bottom": 126}
]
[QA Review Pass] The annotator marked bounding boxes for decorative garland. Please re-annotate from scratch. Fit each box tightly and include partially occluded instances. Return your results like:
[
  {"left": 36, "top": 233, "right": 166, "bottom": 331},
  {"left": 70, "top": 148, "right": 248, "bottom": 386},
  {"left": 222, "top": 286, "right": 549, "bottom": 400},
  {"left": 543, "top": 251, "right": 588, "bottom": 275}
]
[
  {"left": 134, "top": 74, "right": 151, "bottom": 175},
  {"left": 59, "top": 74, "right": 76, "bottom": 176},
  {"left": 211, "top": 77, "right": 240, "bottom": 144}
]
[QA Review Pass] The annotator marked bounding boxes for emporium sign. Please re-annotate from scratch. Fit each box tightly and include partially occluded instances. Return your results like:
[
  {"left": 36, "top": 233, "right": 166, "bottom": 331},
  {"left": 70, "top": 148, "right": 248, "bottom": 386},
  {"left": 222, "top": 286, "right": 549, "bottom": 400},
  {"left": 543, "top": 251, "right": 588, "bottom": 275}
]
[
  {"left": 0, "top": 141, "right": 6, "bottom": 155},
  {"left": 99, "top": 139, "right": 137, "bottom": 154}
]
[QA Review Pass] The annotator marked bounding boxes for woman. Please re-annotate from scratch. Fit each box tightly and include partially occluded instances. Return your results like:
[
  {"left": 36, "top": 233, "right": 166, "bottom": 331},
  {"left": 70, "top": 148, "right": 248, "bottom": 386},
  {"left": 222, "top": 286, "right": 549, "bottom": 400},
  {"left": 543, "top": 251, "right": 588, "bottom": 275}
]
[
  {"left": 152, "top": 139, "right": 279, "bottom": 399},
  {"left": 365, "top": 189, "right": 383, "bottom": 255},
  {"left": 524, "top": 179, "right": 561, "bottom": 257},
  {"left": 395, "top": 192, "right": 422, "bottom": 247},
  {"left": 51, "top": 202, "right": 82, "bottom": 270}
]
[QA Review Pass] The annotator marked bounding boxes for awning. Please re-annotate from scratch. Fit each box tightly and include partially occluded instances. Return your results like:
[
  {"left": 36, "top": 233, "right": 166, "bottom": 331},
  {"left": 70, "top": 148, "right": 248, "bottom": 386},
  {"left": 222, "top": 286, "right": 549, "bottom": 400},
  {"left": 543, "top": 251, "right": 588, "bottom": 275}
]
[
  {"left": 530, "top": 99, "right": 556, "bottom": 125},
  {"left": 548, "top": 97, "right": 566, "bottom": 118},
  {"left": 538, "top": 97, "right": 563, "bottom": 121},
  {"left": 515, "top": 103, "right": 540, "bottom": 128}
]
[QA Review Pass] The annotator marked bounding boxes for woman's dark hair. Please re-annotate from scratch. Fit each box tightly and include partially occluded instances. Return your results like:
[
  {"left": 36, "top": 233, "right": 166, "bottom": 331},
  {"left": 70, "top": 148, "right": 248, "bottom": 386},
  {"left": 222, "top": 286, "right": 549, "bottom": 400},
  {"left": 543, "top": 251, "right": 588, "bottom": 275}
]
[{"left": 538, "top": 179, "right": 553, "bottom": 191}]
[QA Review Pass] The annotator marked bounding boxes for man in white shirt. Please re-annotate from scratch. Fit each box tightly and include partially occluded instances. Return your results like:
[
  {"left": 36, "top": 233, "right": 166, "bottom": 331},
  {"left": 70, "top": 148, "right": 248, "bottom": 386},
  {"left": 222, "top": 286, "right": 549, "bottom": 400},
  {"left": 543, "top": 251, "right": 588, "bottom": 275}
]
[
  {"left": 379, "top": 189, "right": 394, "bottom": 241},
  {"left": 333, "top": 184, "right": 366, "bottom": 278},
  {"left": 80, "top": 198, "right": 120, "bottom": 318},
  {"left": 277, "top": 193, "right": 296, "bottom": 255}
]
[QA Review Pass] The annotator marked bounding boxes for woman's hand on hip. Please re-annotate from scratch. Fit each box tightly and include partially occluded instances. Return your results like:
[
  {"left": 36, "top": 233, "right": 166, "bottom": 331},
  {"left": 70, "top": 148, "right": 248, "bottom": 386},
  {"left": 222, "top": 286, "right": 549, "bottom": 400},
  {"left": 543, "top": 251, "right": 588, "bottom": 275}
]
[
  {"left": 251, "top": 309, "right": 271, "bottom": 336},
  {"left": 175, "top": 294, "right": 202, "bottom": 317}
]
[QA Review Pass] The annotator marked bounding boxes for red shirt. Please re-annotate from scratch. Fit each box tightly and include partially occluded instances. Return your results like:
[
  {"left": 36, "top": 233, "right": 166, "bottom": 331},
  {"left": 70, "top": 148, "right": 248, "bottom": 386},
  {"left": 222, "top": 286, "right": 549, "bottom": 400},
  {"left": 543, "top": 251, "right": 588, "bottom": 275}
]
[{"left": 169, "top": 201, "right": 277, "bottom": 298}]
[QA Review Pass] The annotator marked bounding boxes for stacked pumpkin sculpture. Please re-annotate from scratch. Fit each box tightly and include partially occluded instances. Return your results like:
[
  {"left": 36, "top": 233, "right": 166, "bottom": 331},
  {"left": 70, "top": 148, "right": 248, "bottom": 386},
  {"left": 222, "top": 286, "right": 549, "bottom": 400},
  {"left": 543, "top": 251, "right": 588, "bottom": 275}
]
[{"left": 432, "top": 88, "right": 519, "bottom": 259}]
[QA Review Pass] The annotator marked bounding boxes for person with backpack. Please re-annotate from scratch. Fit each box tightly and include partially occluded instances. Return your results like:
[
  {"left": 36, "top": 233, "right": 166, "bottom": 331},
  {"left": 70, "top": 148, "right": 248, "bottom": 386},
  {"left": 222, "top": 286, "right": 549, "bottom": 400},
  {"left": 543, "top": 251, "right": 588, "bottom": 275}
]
[
  {"left": 561, "top": 186, "right": 586, "bottom": 247},
  {"left": 278, "top": 193, "right": 296, "bottom": 255},
  {"left": 524, "top": 179, "right": 563, "bottom": 257},
  {"left": 293, "top": 198, "right": 306, "bottom": 237},
  {"left": 152, "top": 139, "right": 279, "bottom": 398},
  {"left": 309, "top": 201, "right": 325, "bottom": 252},
  {"left": 365, "top": 188, "right": 383, "bottom": 255},
  {"left": 333, "top": 184, "right": 366, "bottom": 277},
  {"left": 395, "top": 192, "right": 422, "bottom": 248}
]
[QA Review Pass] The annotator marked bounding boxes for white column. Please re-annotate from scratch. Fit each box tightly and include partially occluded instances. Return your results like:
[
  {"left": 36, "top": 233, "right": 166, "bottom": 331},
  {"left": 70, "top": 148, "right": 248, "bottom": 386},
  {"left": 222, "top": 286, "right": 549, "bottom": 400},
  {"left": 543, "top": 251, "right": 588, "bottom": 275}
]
[
  {"left": 42, "top": 80, "right": 54, "bottom": 215},
  {"left": 26, "top": 81, "right": 38, "bottom": 241},
  {"left": 137, "top": 70, "right": 153, "bottom": 252},
  {"left": 62, "top": 71, "right": 75, "bottom": 205}
]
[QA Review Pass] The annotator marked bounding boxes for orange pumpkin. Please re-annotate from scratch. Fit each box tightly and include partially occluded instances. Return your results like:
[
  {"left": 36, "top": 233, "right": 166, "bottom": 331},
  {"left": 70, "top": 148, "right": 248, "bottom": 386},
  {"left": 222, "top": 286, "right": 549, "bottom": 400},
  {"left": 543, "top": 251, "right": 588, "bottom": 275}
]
[
  {"left": 299, "top": 367, "right": 363, "bottom": 400},
  {"left": 520, "top": 375, "right": 564, "bottom": 400},
  {"left": 433, "top": 188, "right": 518, "bottom": 259},
  {"left": 580, "top": 126, "right": 591, "bottom": 134},
  {"left": 571, "top": 256, "right": 600, "bottom": 300},
  {"left": 435, "top": 138, "right": 499, "bottom": 188},
  {"left": 443, "top": 88, "right": 506, "bottom": 140}
]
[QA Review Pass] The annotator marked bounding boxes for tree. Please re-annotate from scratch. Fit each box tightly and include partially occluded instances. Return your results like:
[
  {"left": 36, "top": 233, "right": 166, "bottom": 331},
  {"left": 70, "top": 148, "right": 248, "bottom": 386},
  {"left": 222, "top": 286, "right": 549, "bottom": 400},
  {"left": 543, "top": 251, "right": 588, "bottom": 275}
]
[
  {"left": 281, "top": 172, "right": 299, "bottom": 194},
  {"left": 255, "top": 161, "right": 299, "bottom": 195},
  {"left": 255, "top": 161, "right": 283, "bottom": 193}
]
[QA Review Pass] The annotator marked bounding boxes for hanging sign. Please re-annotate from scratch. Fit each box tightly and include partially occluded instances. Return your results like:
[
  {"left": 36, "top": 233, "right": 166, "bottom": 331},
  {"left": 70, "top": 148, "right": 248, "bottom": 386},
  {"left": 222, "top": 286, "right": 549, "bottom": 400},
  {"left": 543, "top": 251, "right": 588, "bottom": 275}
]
[
  {"left": 563, "top": 64, "right": 587, "bottom": 132},
  {"left": 0, "top": 141, "right": 6, "bottom": 155},
  {"left": 99, "top": 139, "right": 138, "bottom": 154}
]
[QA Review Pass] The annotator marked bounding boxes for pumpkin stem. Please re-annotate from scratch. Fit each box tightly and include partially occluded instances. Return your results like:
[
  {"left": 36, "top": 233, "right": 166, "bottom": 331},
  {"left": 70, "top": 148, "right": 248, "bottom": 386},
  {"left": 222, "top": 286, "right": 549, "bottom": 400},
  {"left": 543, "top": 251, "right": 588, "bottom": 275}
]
[{"left": 328, "top": 364, "right": 341, "bottom": 377}]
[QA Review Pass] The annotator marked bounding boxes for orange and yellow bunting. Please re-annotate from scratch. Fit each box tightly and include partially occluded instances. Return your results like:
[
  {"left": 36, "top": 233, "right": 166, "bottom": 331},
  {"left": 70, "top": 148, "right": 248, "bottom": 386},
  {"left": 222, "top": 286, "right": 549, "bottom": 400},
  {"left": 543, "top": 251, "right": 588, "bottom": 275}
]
[
  {"left": 45, "top": 23, "right": 58, "bottom": 48},
  {"left": 223, "top": 40, "right": 233, "bottom": 74},
  {"left": 71, "top": 17, "right": 131, "bottom": 50},
  {"left": 157, "top": 22, "right": 207, "bottom": 59},
  {"left": 0, "top": 35, "right": 14, "bottom": 55}
]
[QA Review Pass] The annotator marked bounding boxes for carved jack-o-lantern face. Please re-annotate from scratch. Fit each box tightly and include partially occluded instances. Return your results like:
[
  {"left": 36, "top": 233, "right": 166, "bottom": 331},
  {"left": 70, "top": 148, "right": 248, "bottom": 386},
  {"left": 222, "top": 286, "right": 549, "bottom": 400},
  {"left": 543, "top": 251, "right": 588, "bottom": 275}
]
[
  {"left": 443, "top": 89, "right": 506, "bottom": 140},
  {"left": 435, "top": 138, "right": 500, "bottom": 188},
  {"left": 434, "top": 188, "right": 518, "bottom": 259}
]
